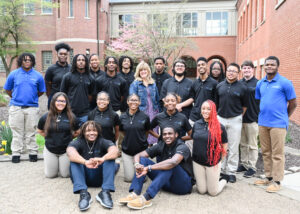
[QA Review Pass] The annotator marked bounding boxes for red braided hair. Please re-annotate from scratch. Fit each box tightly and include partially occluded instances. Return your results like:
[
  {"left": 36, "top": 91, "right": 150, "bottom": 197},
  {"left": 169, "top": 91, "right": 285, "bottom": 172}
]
[{"left": 204, "top": 100, "right": 226, "bottom": 166}]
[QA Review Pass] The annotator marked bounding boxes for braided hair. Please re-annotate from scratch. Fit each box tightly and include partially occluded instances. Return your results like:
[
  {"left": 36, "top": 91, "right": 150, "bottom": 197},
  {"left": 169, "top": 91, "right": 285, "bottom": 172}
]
[{"left": 204, "top": 100, "right": 226, "bottom": 166}]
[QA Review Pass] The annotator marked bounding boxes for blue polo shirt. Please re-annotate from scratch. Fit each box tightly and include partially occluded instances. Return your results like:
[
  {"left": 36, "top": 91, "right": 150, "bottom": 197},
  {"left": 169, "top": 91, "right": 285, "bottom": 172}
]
[
  {"left": 4, "top": 67, "right": 46, "bottom": 107},
  {"left": 255, "top": 73, "right": 296, "bottom": 128}
]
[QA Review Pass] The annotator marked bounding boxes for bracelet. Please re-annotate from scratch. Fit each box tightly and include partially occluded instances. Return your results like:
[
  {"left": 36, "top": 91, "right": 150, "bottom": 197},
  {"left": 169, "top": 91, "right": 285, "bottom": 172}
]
[
  {"left": 134, "top": 162, "right": 140, "bottom": 167},
  {"left": 148, "top": 165, "right": 152, "bottom": 172}
]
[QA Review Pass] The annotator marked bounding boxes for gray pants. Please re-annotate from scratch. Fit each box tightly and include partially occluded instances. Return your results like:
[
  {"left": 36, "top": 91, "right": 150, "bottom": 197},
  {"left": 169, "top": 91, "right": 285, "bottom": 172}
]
[
  {"left": 240, "top": 122, "right": 258, "bottom": 170},
  {"left": 218, "top": 114, "right": 243, "bottom": 175},
  {"left": 122, "top": 152, "right": 135, "bottom": 182},
  {"left": 43, "top": 146, "right": 70, "bottom": 178},
  {"left": 193, "top": 161, "right": 226, "bottom": 196},
  {"left": 9, "top": 106, "right": 39, "bottom": 156}
]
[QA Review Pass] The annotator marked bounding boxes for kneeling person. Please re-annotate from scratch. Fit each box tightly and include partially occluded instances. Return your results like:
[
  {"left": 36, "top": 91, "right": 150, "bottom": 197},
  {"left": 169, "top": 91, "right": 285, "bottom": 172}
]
[
  {"left": 119, "top": 127, "right": 193, "bottom": 210},
  {"left": 67, "top": 121, "right": 119, "bottom": 211}
]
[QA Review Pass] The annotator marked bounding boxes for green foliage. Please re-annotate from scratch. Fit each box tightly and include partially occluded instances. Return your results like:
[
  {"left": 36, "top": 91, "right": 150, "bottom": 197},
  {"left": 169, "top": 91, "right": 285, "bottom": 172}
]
[
  {"left": 285, "top": 130, "right": 292, "bottom": 143},
  {"left": 36, "top": 134, "right": 45, "bottom": 152},
  {"left": 0, "top": 90, "right": 9, "bottom": 106},
  {"left": 0, "top": 121, "right": 12, "bottom": 154}
]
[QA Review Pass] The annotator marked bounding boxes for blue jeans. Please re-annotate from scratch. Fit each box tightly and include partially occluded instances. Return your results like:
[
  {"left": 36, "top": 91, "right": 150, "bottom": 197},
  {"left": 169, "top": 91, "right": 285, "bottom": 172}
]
[
  {"left": 77, "top": 115, "right": 88, "bottom": 127},
  {"left": 129, "top": 157, "right": 192, "bottom": 198},
  {"left": 70, "top": 160, "right": 115, "bottom": 193}
]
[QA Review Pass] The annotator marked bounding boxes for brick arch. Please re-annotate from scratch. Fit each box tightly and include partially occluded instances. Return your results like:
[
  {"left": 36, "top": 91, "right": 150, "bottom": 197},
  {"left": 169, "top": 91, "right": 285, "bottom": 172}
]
[
  {"left": 181, "top": 55, "right": 197, "bottom": 78},
  {"left": 207, "top": 55, "right": 227, "bottom": 71}
]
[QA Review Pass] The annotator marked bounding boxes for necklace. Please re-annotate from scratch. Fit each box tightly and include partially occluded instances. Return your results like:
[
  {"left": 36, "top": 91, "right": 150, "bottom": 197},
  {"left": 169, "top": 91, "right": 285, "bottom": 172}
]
[
  {"left": 130, "top": 114, "right": 135, "bottom": 124},
  {"left": 56, "top": 114, "right": 62, "bottom": 122},
  {"left": 86, "top": 140, "right": 96, "bottom": 155}
]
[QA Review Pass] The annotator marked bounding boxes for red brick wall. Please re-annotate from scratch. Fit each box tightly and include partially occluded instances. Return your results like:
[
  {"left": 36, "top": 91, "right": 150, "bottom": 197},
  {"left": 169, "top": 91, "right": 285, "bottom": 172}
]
[{"left": 237, "top": 0, "right": 300, "bottom": 125}]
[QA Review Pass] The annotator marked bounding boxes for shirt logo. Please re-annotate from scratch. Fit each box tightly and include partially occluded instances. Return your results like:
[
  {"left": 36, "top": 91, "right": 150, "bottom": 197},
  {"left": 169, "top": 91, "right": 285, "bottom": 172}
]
[{"left": 271, "top": 85, "right": 281, "bottom": 89}]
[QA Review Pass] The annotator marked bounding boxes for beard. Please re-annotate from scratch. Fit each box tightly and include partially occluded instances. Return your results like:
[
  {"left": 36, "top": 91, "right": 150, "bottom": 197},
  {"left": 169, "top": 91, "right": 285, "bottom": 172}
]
[{"left": 175, "top": 71, "right": 185, "bottom": 77}]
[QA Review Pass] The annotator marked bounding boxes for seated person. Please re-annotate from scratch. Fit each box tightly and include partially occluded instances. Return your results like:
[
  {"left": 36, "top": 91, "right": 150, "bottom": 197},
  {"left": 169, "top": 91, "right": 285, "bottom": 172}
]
[
  {"left": 67, "top": 121, "right": 119, "bottom": 211},
  {"left": 119, "top": 126, "right": 193, "bottom": 210}
]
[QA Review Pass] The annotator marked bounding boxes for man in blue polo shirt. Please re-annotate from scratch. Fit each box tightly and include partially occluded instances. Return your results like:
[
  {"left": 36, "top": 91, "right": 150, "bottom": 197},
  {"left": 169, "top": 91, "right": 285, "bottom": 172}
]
[
  {"left": 4, "top": 53, "right": 46, "bottom": 163},
  {"left": 254, "top": 56, "right": 297, "bottom": 193}
]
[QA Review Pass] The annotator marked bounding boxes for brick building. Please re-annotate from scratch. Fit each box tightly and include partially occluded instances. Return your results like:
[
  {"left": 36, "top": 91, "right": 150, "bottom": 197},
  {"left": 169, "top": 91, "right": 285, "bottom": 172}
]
[{"left": 0, "top": 0, "right": 299, "bottom": 124}]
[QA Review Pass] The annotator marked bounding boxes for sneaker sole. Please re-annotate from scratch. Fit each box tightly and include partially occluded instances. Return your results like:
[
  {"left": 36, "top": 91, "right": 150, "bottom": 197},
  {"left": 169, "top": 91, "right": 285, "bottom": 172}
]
[
  {"left": 96, "top": 194, "right": 113, "bottom": 209},
  {"left": 266, "top": 189, "right": 280, "bottom": 193},
  {"left": 243, "top": 174, "right": 255, "bottom": 178},
  {"left": 127, "top": 202, "right": 152, "bottom": 210},
  {"left": 79, "top": 198, "right": 92, "bottom": 211}
]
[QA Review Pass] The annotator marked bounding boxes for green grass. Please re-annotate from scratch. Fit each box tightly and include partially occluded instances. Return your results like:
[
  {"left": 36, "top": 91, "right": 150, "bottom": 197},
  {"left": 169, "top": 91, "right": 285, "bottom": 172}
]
[{"left": 36, "top": 134, "right": 45, "bottom": 153}]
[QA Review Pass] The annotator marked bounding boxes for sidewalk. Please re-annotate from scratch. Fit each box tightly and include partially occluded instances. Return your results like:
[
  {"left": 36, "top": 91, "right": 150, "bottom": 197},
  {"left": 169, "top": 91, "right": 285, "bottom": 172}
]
[{"left": 1, "top": 160, "right": 300, "bottom": 214}]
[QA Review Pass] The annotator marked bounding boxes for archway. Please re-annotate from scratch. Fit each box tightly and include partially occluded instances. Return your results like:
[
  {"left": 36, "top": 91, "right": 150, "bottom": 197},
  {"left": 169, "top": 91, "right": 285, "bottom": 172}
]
[
  {"left": 181, "top": 55, "right": 197, "bottom": 78},
  {"left": 207, "top": 55, "right": 227, "bottom": 72}
]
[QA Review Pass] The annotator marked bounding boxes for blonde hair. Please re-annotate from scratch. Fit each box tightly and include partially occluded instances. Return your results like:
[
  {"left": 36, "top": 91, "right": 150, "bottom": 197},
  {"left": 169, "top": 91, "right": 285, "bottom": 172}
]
[{"left": 134, "top": 61, "right": 155, "bottom": 84}]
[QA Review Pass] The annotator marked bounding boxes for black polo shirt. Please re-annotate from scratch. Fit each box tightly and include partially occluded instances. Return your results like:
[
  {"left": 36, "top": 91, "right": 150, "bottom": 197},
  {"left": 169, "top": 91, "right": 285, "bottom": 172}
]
[
  {"left": 95, "top": 73, "right": 127, "bottom": 111},
  {"left": 146, "top": 138, "right": 193, "bottom": 177},
  {"left": 192, "top": 119, "right": 227, "bottom": 167},
  {"left": 88, "top": 108, "right": 120, "bottom": 142},
  {"left": 118, "top": 71, "right": 135, "bottom": 112},
  {"left": 216, "top": 80, "right": 248, "bottom": 118},
  {"left": 45, "top": 62, "right": 70, "bottom": 96},
  {"left": 38, "top": 112, "right": 80, "bottom": 155},
  {"left": 90, "top": 68, "right": 105, "bottom": 80},
  {"left": 120, "top": 110, "right": 151, "bottom": 156},
  {"left": 150, "top": 110, "right": 191, "bottom": 139},
  {"left": 189, "top": 76, "right": 218, "bottom": 122},
  {"left": 152, "top": 71, "right": 171, "bottom": 95},
  {"left": 240, "top": 77, "right": 259, "bottom": 123},
  {"left": 60, "top": 71, "right": 94, "bottom": 117},
  {"left": 160, "top": 77, "right": 193, "bottom": 118},
  {"left": 68, "top": 137, "right": 115, "bottom": 160}
]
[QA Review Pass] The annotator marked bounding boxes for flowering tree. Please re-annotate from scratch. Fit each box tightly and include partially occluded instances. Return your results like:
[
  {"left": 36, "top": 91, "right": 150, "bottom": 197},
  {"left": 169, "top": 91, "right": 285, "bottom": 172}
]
[{"left": 106, "top": 13, "right": 194, "bottom": 67}]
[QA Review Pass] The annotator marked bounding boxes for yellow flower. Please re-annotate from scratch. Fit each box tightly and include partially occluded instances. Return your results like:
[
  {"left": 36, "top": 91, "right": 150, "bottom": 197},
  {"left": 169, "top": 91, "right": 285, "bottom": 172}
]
[
  {"left": 2, "top": 140, "right": 7, "bottom": 146},
  {"left": 3, "top": 153, "right": 8, "bottom": 156},
  {"left": 1, "top": 121, "right": 5, "bottom": 126},
  {"left": 0, "top": 148, "right": 4, "bottom": 152}
]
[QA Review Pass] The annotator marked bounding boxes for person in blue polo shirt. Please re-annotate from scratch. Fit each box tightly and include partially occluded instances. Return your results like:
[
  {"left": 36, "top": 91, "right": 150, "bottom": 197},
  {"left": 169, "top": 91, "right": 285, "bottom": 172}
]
[
  {"left": 4, "top": 53, "right": 46, "bottom": 163},
  {"left": 254, "top": 56, "right": 297, "bottom": 193}
]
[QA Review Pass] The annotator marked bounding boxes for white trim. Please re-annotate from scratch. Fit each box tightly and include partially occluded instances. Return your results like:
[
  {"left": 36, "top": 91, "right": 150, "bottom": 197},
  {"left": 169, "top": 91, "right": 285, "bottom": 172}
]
[
  {"left": 275, "top": 0, "right": 286, "bottom": 10},
  {"left": 19, "top": 39, "right": 105, "bottom": 45},
  {"left": 259, "top": 58, "right": 265, "bottom": 65},
  {"left": 253, "top": 60, "right": 258, "bottom": 67}
]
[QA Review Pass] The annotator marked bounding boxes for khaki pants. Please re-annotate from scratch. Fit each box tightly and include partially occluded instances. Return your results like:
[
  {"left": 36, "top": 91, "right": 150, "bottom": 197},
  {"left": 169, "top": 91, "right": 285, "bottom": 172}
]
[
  {"left": 43, "top": 147, "right": 70, "bottom": 178},
  {"left": 218, "top": 114, "right": 242, "bottom": 175},
  {"left": 193, "top": 161, "right": 226, "bottom": 196},
  {"left": 240, "top": 122, "right": 259, "bottom": 170},
  {"left": 259, "top": 126, "right": 286, "bottom": 181},
  {"left": 122, "top": 152, "right": 135, "bottom": 182},
  {"left": 9, "top": 106, "right": 39, "bottom": 156}
]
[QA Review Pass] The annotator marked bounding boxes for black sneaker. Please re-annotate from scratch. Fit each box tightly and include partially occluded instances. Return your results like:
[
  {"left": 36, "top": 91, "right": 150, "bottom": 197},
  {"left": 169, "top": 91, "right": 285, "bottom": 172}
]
[
  {"left": 228, "top": 175, "right": 236, "bottom": 183},
  {"left": 96, "top": 190, "right": 113, "bottom": 209},
  {"left": 79, "top": 190, "right": 92, "bottom": 211},
  {"left": 29, "top": 154, "right": 38, "bottom": 162},
  {"left": 236, "top": 165, "right": 247, "bottom": 173},
  {"left": 243, "top": 168, "right": 256, "bottom": 178},
  {"left": 219, "top": 174, "right": 229, "bottom": 183},
  {"left": 12, "top": 156, "right": 20, "bottom": 163}
]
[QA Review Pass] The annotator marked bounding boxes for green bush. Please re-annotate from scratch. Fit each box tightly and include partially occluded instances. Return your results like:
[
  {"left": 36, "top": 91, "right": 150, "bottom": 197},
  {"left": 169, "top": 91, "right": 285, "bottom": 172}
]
[
  {"left": 0, "top": 121, "right": 12, "bottom": 154},
  {"left": 36, "top": 134, "right": 45, "bottom": 152}
]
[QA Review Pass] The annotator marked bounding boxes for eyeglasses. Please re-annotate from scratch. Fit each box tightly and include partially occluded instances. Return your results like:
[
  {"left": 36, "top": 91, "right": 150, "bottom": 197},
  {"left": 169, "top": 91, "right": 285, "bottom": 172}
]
[
  {"left": 23, "top": 59, "right": 32, "bottom": 62},
  {"left": 175, "top": 65, "right": 185, "bottom": 68},
  {"left": 129, "top": 99, "right": 139, "bottom": 102},
  {"left": 227, "top": 70, "right": 238, "bottom": 73},
  {"left": 98, "top": 98, "right": 109, "bottom": 101},
  {"left": 56, "top": 100, "right": 66, "bottom": 103}
]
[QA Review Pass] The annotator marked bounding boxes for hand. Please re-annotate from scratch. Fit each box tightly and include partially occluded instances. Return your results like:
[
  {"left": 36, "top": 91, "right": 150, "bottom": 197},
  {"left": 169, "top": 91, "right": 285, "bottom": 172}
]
[
  {"left": 92, "top": 157, "right": 105, "bottom": 167},
  {"left": 176, "top": 104, "right": 182, "bottom": 112},
  {"left": 136, "top": 167, "right": 148, "bottom": 178},
  {"left": 84, "top": 159, "right": 98, "bottom": 169}
]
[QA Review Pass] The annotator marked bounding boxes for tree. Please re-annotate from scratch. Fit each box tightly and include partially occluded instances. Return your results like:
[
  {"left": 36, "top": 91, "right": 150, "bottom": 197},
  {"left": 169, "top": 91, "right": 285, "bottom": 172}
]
[
  {"left": 106, "top": 2, "right": 195, "bottom": 67},
  {"left": 0, "top": 0, "right": 54, "bottom": 76}
]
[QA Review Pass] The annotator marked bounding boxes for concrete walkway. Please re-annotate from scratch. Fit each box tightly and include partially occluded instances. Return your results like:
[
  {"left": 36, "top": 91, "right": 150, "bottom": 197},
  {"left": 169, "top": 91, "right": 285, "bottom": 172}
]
[{"left": 1, "top": 160, "right": 300, "bottom": 214}]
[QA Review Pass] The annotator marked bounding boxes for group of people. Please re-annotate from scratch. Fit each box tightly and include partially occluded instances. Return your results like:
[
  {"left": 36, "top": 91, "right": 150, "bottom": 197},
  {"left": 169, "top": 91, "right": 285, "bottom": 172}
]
[{"left": 3, "top": 42, "right": 297, "bottom": 211}]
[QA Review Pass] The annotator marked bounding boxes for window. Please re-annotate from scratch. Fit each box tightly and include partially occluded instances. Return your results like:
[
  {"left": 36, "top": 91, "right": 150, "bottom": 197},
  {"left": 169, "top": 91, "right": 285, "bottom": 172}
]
[
  {"left": 42, "top": 51, "right": 53, "bottom": 72},
  {"left": 260, "top": 0, "right": 265, "bottom": 22},
  {"left": 85, "top": 0, "right": 89, "bottom": 18},
  {"left": 147, "top": 14, "right": 168, "bottom": 34},
  {"left": 41, "top": 0, "right": 52, "bottom": 14},
  {"left": 119, "top": 14, "right": 138, "bottom": 28},
  {"left": 206, "top": 12, "right": 228, "bottom": 36},
  {"left": 69, "top": 0, "right": 74, "bottom": 17},
  {"left": 24, "top": 1, "right": 35, "bottom": 15},
  {"left": 176, "top": 13, "right": 198, "bottom": 36}
]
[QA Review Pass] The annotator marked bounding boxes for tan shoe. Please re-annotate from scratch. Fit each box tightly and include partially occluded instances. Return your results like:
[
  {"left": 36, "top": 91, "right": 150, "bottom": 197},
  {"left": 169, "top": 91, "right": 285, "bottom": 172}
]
[
  {"left": 254, "top": 179, "right": 271, "bottom": 186},
  {"left": 119, "top": 192, "right": 138, "bottom": 205},
  {"left": 266, "top": 182, "right": 281, "bottom": 193},
  {"left": 127, "top": 196, "right": 152, "bottom": 210}
]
